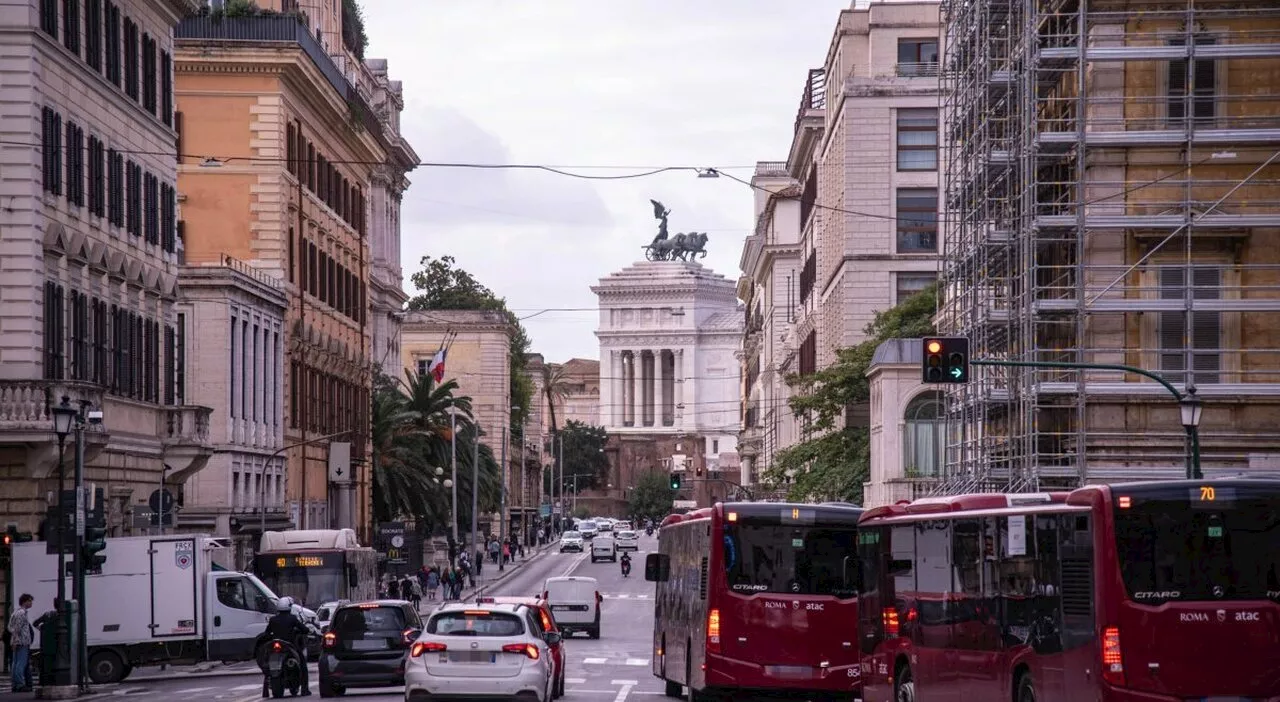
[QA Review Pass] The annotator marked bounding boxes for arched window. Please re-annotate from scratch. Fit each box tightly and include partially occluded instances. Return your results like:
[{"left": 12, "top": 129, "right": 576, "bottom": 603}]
[{"left": 903, "top": 391, "right": 945, "bottom": 477}]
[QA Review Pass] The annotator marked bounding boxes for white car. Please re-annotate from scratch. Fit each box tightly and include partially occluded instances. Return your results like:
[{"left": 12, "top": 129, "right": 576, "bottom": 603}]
[
  {"left": 559, "top": 531, "right": 584, "bottom": 553},
  {"left": 405, "top": 603, "right": 557, "bottom": 702},
  {"left": 614, "top": 521, "right": 633, "bottom": 532},
  {"left": 597, "top": 520, "right": 613, "bottom": 534},
  {"left": 590, "top": 536, "right": 616, "bottom": 563},
  {"left": 577, "top": 521, "right": 599, "bottom": 539},
  {"left": 614, "top": 530, "right": 639, "bottom": 551}
]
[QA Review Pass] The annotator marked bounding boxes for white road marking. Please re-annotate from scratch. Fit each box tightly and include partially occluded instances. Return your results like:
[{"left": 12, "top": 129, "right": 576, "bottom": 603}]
[
  {"left": 566, "top": 677, "right": 588, "bottom": 684},
  {"left": 611, "top": 679, "right": 640, "bottom": 685},
  {"left": 231, "top": 683, "right": 262, "bottom": 691},
  {"left": 625, "top": 658, "right": 650, "bottom": 666},
  {"left": 613, "top": 680, "right": 636, "bottom": 702},
  {"left": 112, "top": 688, "right": 148, "bottom": 696},
  {"left": 174, "top": 688, "right": 215, "bottom": 694},
  {"left": 583, "top": 657, "right": 609, "bottom": 664}
]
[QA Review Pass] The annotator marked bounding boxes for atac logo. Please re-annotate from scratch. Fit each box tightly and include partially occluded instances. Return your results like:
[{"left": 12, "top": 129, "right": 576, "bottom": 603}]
[
  {"left": 793, "top": 600, "right": 801, "bottom": 610},
  {"left": 1217, "top": 609, "right": 1227, "bottom": 623}
]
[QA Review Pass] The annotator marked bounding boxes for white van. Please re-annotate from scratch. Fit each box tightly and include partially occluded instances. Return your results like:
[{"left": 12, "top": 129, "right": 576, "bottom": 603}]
[
  {"left": 590, "top": 535, "right": 617, "bottom": 563},
  {"left": 542, "top": 576, "right": 602, "bottom": 639}
]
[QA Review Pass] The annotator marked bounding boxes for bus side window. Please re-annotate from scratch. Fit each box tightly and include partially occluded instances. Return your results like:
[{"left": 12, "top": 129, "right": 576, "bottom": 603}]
[{"left": 1031, "top": 516, "right": 1064, "bottom": 654}]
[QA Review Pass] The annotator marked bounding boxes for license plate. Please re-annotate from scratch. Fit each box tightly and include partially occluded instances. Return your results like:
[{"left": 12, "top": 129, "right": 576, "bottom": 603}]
[
  {"left": 447, "top": 651, "right": 496, "bottom": 664},
  {"left": 765, "top": 665, "right": 815, "bottom": 680},
  {"left": 551, "top": 604, "right": 587, "bottom": 611},
  {"left": 351, "top": 639, "right": 386, "bottom": 651}
]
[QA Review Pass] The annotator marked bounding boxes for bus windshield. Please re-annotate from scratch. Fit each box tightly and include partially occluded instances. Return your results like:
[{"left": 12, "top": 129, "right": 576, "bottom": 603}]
[
  {"left": 255, "top": 552, "right": 345, "bottom": 607},
  {"left": 1113, "top": 484, "right": 1280, "bottom": 602},
  {"left": 722, "top": 522, "right": 859, "bottom": 598}
]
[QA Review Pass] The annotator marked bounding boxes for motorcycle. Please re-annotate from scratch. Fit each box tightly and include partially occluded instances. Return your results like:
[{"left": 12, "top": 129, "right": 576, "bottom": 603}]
[
  {"left": 621, "top": 557, "right": 632, "bottom": 577},
  {"left": 645, "top": 526, "right": 654, "bottom": 536},
  {"left": 260, "top": 639, "right": 304, "bottom": 699}
]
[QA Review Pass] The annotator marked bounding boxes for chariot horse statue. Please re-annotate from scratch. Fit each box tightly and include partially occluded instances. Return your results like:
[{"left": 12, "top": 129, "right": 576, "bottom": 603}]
[{"left": 642, "top": 200, "right": 711, "bottom": 262}]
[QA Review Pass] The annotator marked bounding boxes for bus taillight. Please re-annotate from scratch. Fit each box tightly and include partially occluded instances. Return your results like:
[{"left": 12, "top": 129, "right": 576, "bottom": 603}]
[
  {"left": 707, "top": 608, "right": 722, "bottom": 653},
  {"left": 1102, "top": 626, "right": 1125, "bottom": 685},
  {"left": 883, "top": 608, "right": 900, "bottom": 637}
]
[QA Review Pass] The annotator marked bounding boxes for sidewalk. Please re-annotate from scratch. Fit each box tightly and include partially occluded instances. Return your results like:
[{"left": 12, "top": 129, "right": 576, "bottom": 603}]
[{"left": 125, "top": 542, "right": 556, "bottom": 684}]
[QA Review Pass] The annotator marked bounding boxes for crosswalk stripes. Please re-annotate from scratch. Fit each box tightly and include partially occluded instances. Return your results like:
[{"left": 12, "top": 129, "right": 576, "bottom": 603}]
[
  {"left": 574, "top": 656, "right": 652, "bottom": 667},
  {"left": 602, "top": 593, "right": 651, "bottom": 599}
]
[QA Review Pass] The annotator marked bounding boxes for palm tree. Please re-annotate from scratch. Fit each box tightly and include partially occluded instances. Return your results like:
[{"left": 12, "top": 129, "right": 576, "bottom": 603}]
[
  {"left": 540, "top": 363, "right": 572, "bottom": 435},
  {"left": 370, "top": 386, "right": 445, "bottom": 525}
]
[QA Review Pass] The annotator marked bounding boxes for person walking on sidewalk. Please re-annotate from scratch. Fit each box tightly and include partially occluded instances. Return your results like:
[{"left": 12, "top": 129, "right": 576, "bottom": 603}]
[
  {"left": 474, "top": 548, "right": 484, "bottom": 577},
  {"left": 425, "top": 568, "right": 440, "bottom": 601},
  {"left": 8, "top": 594, "right": 34, "bottom": 692},
  {"left": 488, "top": 537, "right": 499, "bottom": 565},
  {"left": 501, "top": 540, "right": 511, "bottom": 566}
]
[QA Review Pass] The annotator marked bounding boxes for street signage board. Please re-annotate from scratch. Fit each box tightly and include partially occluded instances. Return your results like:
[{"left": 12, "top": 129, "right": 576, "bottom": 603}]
[
  {"left": 328, "top": 442, "right": 353, "bottom": 485},
  {"left": 672, "top": 500, "right": 697, "bottom": 509}
]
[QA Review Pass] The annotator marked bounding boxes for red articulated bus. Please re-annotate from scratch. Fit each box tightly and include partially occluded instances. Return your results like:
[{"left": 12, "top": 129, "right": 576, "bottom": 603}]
[
  {"left": 646, "top": 501, "right": 864, "bottom": 701},
  {"left": 856, "top": 479, "right": 1280, "bottom": 702}
]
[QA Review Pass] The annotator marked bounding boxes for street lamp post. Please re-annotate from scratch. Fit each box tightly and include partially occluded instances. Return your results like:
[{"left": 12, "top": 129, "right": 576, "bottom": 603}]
[
  {"left": 1180, "top": 386, "right": 1204, "bottom": 480},
  {"left": 470, "top": 422, "right": 480, "bottom": 569},
  {"left": 259, "top": 429, "right": 354, "bottom": 535},
  {"left": 47, "top": 399, "right": 76, "bottom": 688},
  {"left": 499, "top": 406, "right": 518, "bottom": 571},
  {"left": 449, "top": 408, "right": 459, "bottom": 548}
]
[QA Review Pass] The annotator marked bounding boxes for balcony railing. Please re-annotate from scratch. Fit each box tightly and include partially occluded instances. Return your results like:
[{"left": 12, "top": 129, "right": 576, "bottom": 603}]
[
  {"left": 0, "top": 380, "right": 106, "bottom": 434},
  {"left": 176, "top": 14, "right": 386, "bottom": 147},
  {"left": 794, "top": 68, "right": 827, "bottom": 134},
  {"left": 161, "top": 405, "right": 212, "bottom": 445}
]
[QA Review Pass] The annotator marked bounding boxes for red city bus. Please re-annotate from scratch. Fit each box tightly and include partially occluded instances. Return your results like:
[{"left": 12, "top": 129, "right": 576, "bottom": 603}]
[
  {"left": 645, "top": 501, "right": 863, "bottom": 701},
  {"left": 857, "top": 479, "right": 1280, "bottom": 702}
]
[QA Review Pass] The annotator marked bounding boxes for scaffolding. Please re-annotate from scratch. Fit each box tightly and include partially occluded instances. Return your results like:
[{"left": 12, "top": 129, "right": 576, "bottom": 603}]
[{"left": 938, "top": 0, "right": 1280, "bottom": 493}]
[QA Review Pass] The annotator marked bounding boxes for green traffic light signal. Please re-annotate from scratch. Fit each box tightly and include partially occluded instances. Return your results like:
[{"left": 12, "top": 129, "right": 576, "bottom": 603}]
[
  {"left": 82, "top": 524, "right": 107, "bottom": 571},
  {"left": 669, "top": 474, "right": 682, "bottom": 490}
]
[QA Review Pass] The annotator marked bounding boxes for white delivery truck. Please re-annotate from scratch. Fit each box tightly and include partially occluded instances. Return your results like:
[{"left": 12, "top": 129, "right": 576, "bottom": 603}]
[{"left": 14, "top": 534, "right": 279, "bottom": 684}]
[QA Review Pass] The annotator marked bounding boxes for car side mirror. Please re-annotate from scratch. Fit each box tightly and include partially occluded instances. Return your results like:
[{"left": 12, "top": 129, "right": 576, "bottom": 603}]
[
  {"left": 645, "top": 553, "right": 670, "bottom": 582},
  {"left": 544, "top": 631, "right": 562, "bottom": 646}
]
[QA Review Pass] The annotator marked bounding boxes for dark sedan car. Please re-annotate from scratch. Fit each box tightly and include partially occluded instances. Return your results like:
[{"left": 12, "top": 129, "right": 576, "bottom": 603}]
[{"left": 319, "top": 600, "right": 422, "bottom": 698}]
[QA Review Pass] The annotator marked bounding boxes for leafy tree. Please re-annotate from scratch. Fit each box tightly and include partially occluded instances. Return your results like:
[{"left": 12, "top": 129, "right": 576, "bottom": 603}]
[
  {"left": 627, "top": 470, "right": 678, "bottom": 524},
  {"left": 540, "top": 364, "right": 572, "bottom": 435},
  {"left": 406, "top": 256, "right": 532, "bottom": 429},
  {"left": 548, "top": 420, "right": 609, "bottom": 491},
  {"left": 764, "top": 283, "right": 938, "bottom": 504},
  {"left": 341, "top": 0, "right": 368, "bottom": 59}
]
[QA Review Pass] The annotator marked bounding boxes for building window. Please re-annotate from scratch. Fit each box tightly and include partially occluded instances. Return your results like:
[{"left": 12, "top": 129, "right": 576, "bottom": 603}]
[
  {"left": 39, "top": 0, "right": 57, "bottom": 37},
  {"left": 41, "top": 107, "right": 62, "bottom": 195},
  {"left": 62, "top": 0, "right": 80, "bottom": 54},
  {"left": 230, "top": 315, "right": 237, "bottom": 419},
  {"left": 91, "top": 298, "right": 107, "bottom": 385},
  {"left": 160, "top": 50, "right": 172, "bottom": 125},
  {"left": 122, "top": 17, "right": 138, "bottom": 100},
  {"left": 799, "top": 330, "right": 816, "bottom": 376},
  {"left": 273, "top": 331, "right": 280, "bottom": 426},
  {"left": 897, "top": 39, "right": 938, "bottom": 77},
  {"left": 176, "top": 313, "right": 186, "bottom": 404},
  {"left": 897, "top": 188, "right": 938, "bottom": 253},
  {"left": 43, "top": 281, "right": 65, "bottom": 380},
  {"left": 252, "top": 324, "right": 260, "bottom": 422},
  {"left": 143, "top": 172, "right": 158, "bottom": 244},
  {"left": 161, "top": 184, "right": 175, "bottom": 252},
  {"left": 896, "top": 273, "right": 937, "bottom": 304},
  {"left": 897, "top": 108, "right": 938, "bottom": 171},
  {"left": 107, "top": 149, "right": 123, "bottom": 227},
  {"left": 85, "top": 0, "right": 101, "bottom": 71},
  {"left": 104, "top": 1, "right": 120, "bottom": 85},
  {"left": 242, "top": 320, "right": 249, "bottom": 419},
  {"left": 65, "top": 121, "right": 84, "bottom": 207},
  {"left": 87, "top": 136, "right": 105, "bottom": 216},
  {"left": 1158, "top": 266, "right": 1221, "bottom": 385},
  {"left": 1168, "top": 36, "right": 1217, "bottom": 126},
  {"left": 125, "top": 160, "right": 141, "bottom": 236},
  {"left": 69, "top": 291, "right": 88, "bottom": 380},
  {"left": 140, "top": 33, "right": 156, "bottom": 114},
  {"left": 903, "top": 391, "right": 945, "bottom": 478}
]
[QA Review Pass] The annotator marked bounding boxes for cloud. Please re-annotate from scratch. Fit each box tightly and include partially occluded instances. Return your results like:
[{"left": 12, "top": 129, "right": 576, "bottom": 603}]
[{"left": 401, "top": 107, "right": 614, "bottom": 229}]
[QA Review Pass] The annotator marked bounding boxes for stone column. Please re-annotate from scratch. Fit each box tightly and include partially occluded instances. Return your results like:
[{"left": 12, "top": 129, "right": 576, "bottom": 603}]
[
  {"left": 653, "top": 349, "right": 665, "bottom": 427},
  {"left": 675, "top": 348, "right": 687, "bottom": 429},
  {"left": 631, "top": 351, "right": 641, "bottom": 427},
  {"left": 622, "top": 351, "right": 633, "bottom": 427}
]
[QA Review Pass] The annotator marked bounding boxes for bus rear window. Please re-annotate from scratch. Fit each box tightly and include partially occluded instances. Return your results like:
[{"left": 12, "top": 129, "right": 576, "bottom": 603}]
[
  {"left": 723, "top": 523, "right": 859, "bottom": 598},
  {"left": 1114, "top": 487, "right": 1280, "bottom": 602}
]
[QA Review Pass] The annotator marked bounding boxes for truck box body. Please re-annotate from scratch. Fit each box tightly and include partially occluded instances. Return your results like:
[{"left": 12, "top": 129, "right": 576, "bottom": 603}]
[{"left": 13, "top": 535, "right": 277, "bottom": 682}]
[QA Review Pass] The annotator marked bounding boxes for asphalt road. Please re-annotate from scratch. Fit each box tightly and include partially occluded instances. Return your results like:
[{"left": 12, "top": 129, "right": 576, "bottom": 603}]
[{"left": 17, "top": 533, "right": 668, "bottom": 702}]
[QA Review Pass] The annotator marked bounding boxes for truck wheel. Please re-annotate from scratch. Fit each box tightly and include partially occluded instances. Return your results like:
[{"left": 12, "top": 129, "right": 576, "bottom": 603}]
[{"left": 87, "top": 649, "right": 127, "bottom": 684}]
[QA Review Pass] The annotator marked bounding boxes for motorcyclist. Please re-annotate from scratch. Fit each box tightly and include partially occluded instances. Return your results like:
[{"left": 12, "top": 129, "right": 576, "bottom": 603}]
[
  {"left": 620, "top": 552, "right": 632, "bottom": 577},
  {"left": 261, "top": 597, "right": 311, "bottom": 697}
]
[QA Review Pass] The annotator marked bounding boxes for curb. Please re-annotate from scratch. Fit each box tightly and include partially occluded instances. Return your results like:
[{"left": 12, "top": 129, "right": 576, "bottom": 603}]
[{"left": 127, "top": 546, "right": 556, "bottom": 684}]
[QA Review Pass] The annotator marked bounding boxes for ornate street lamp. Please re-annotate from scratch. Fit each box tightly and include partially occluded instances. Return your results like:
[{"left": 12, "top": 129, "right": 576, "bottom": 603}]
[{"left": 1180, "top": 387, "right": 1204, "bottom": 480}]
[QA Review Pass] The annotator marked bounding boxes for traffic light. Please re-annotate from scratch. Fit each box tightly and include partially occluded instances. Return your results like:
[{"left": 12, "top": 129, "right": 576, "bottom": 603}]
[
  {"left": 669, "top": 473, "right": 683, "bottom": 490},
  {"left": 922, "top": 337, "right": 970, "bottom": 384},
  {"left": 82, "top": 523, "right": 107, "bottom": 572}
]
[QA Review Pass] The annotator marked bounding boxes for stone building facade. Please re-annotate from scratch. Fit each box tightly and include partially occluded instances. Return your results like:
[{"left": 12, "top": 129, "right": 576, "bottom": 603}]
[
  {"left": 0, "top": 0, "right": 211, "bottom": 546},
  {"left": 174, "top": 4, "right": 390, "bottom": 537},
  {"left": 175, "top": 258, "right": 288, "bottom": 566}
]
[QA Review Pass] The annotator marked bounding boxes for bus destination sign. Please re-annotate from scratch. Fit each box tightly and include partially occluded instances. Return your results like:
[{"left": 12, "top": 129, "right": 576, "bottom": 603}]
[{"left": 274, "top": 554, "right": 333, "bottom": 569}]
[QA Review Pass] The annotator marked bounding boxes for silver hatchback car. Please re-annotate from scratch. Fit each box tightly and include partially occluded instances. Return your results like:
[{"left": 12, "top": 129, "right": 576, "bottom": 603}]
[{"left": 404, "top": 603, "right": 558, "bottom": 702}]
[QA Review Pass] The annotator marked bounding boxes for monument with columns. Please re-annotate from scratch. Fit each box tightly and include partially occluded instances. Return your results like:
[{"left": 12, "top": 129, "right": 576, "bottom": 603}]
[{"left": 589, "top": 203, "right": 744, "bottom": 509}]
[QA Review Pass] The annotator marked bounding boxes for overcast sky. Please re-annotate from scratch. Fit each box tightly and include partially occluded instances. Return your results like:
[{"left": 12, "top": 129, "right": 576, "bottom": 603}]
[{"left": 362, "top": 1, "right": 852, "bottom": 363}]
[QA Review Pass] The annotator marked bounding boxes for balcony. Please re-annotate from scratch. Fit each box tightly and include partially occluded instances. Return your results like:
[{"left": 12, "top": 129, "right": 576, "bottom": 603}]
[
  {"left": 175, "top": 14, "right": 386, "bottom": 148},
  {"left": 160, "top": 405, "right": 215, "bottom": 480},
  {"left": 0, "top": 380, "right": 109, "bottom": 478},
  {"left": 794, "top": 68, "right": 827, "bottom": 134}
]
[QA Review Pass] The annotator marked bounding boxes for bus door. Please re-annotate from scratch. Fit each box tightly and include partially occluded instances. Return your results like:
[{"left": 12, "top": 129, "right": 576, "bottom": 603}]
[{"left": 720, "top": 516, "right": 861, "bottom": 682}]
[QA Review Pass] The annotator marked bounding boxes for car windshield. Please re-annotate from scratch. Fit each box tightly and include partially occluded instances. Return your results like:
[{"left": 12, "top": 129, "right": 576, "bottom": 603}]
[
  {"left": 580, "top": 522, "right": 597, "bottom": 530},
  {"left": 1113, "top": 484, "right": 1280, "bottom": 602},
  {"left": 428, "top": 611, "right": 524, "bottom": 636},
  {"left": 723, "top": 522, "right": 860, "bottom": 599},
  {"left": 617, "top": 531, "right": 636, "bottom": 538},
  {"left": 332, "top": 606, "right": 406, "bottom": 638},
  {"left": 562, "top": 531, "right": 581, "bottom": 539}
]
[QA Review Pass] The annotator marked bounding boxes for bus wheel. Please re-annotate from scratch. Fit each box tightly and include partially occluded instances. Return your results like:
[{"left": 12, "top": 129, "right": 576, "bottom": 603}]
[
  {"left": 895, "top": 665, "right": 915, "bottom": 702},
  {"left": 665, "top": 680, "right": 682, "bottom": 698},
  {"left": 1016, "top": 672, "right": 1036, "bottom": 702}
]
